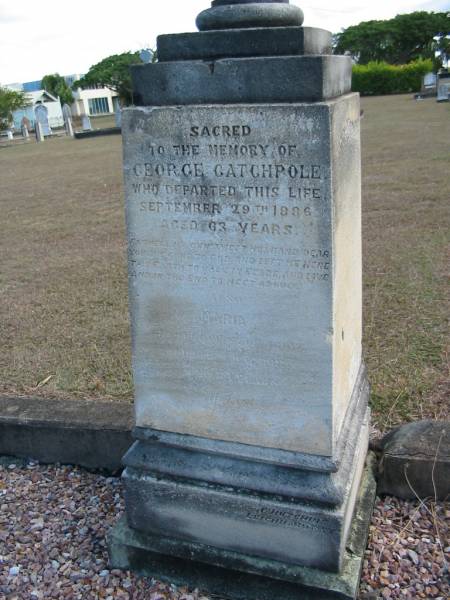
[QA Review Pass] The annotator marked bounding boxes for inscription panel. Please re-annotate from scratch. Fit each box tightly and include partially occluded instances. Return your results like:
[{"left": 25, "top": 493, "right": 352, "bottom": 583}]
[
  {"left": 125, "top": 473, "right": 342, "bottom": 569},
  {"left": 123, "top": 105, "right": 335, "bottom": 455}
]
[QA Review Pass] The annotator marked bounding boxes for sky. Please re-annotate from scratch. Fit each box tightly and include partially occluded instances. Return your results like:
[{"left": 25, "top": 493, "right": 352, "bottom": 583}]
[{"left": 1, "top": 0, "right": 448, "bottom": 84}]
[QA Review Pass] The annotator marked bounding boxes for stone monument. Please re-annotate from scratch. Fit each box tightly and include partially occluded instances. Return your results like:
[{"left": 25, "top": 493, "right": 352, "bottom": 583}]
[
  {"left": 21, "top": 116, "right": 31, "bottom": 131},
  {"left": 115, "top": 106, "right": 122, "bottom": 128},
  {"left": 109, "top": 2, "right": 375, "bottom": 598},
  {"left": 62, "top": 103, "right": 74, "bottom": 137},
  {"left": 62, "top": 103, "right": 72, "bottom": 121},
  {"left": 35, "top": 120, "right": 44, "bottom": 143},
  {"left": 81, "top": 113, "right": 92, "bottom": 131},
  {"left": 21, "top": 123, "right": 30, "bottom": 139},
  {"left": 436, "top": 70, "right": 450, "bottom": 102},
  {"left": 34, "top": 104, "right": 52, "bottom": 136}
]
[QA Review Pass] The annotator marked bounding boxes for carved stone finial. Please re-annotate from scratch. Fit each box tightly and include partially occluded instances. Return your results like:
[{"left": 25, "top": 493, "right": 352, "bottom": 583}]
[{"left": 196, "top": 1, "right": 304, "bottom": 32}]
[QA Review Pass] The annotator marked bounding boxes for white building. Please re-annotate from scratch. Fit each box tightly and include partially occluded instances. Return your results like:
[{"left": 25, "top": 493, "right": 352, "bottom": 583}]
[
  {"left": 7, "top": 88, "right": 64, "bottom": 130},
  {"left": 7, "top": 75, "right": 120, "bottom": 124},
  {"left": 65, "top": 74, "right": 120, "bottom": 116}
]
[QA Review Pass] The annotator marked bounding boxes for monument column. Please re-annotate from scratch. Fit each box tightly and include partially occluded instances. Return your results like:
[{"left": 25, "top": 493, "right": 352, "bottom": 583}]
[{"left": 109, "top": 2, "right": 375, "bottom": 598}]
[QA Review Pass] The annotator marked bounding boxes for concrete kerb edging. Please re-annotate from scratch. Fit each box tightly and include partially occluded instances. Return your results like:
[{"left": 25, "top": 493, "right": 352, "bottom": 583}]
[
  {"left": 74, "top": 128, "right": 121, "bottom": 139},
  {"left": 0, "top": 396, "right": 133, "bottom": 473}
]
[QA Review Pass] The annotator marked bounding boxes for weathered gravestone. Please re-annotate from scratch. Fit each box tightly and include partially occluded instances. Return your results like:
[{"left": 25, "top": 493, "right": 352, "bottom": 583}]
[
  {"left": 21, "top": 123, "right": 30, "bottom": 139},
  {"left": 423, "top": 72, "right": 437, "bottom": 89},
  {"left": 6, "top": 130, "right": 13, "bottom": 141},
  {"left": 437, "top": 69, "right": 450, "bottom": 102},
  {"left": 62, "top": 103, "right": 72, "bottom": 121},
  {"left": 81, "top": 114, "right": 92, "bottom": 131},
  {"left": 62, "top": 103, "right": 74, "bottom": 137},
  {"left": 21, "top": 116, "right": 31, "bottom": 131},
  {"left": 415, "top": 72, "right": 437, "bottom": 99},
  {"left": 35, "top": 120, "right": 44, "bottom": 143},
  {"left": 115, "top": 106, "right": 122, "bottom": 128},
  {"left": 65, "top": 117, "right": 74, "bottom": 137},
  {"left": 34, "top": 104, "right": 52, "bottom": 136},
  {"left": 108, "top": 2, "right": 375, "bottom": 598},
  {"left": 437, "top": 82, "right": 450, "bottom": 102}
]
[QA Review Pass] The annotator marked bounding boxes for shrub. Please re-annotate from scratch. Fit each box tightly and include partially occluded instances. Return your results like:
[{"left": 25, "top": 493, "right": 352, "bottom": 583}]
[{"left": 352, "top": 59, "right": 434, "bottom": 96}]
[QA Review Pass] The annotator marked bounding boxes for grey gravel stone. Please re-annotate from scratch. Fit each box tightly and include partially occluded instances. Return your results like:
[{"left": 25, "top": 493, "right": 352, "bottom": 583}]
[{"left": 0, "top": 462, "right": 448, "bottom": 599}]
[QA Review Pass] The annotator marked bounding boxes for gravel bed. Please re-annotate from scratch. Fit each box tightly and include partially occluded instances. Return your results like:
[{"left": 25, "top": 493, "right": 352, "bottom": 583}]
[
  {"left": 0, "top": 461, "right": 448, "bottom": 600},
  {"left": 360, "top": 495, "right": 449, "bottom": 599}
]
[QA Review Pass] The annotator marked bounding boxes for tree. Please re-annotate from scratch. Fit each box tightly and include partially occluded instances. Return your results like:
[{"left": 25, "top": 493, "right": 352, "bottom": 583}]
[
  {"left": 41, "top": 73, "right": 74, "bottom": 106},
  {"left": 0, "top": 87, "right": 29, "bottom": 130},
  {"left": 334, "top": 11, "right": 450, "bottom": 66},
  {"left": 73, "top": 52, "right": 145, "bottom": 105}
]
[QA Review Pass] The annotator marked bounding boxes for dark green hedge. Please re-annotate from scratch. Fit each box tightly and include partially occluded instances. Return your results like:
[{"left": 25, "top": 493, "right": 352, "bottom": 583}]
[{"left": 352, "top": 59, "right": 434, "bottom": 96}]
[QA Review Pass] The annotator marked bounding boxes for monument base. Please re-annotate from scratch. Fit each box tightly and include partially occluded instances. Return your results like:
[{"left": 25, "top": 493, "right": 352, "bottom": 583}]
[
  {"left": 108, "top": 455, "right": 376, "bottom": 600},
  {"left": 121, "top": 367, "right": 370, "bottom": 572}
]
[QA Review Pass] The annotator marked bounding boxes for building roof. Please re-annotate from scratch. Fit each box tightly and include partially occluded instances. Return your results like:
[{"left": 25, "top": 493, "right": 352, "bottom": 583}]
[{"left": 26, "top": 90, "right": 60, "bottom": 104}]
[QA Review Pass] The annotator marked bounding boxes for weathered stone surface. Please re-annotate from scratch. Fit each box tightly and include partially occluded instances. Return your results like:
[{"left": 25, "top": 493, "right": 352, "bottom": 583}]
[
  {"left": 110, "top": 455, "right": 377, "bottom": 600},
  {"left": 124, "top": 368, "right": 369, "bottom": 506},
  {"left": 122, "top": 95, "right": 362, "bottom": 459},
  {"left": 157, "top": 27, "right": 332, "bottom": 62},
  {"left": 34, "top": 104, "right": 52, "bottom": 136},
  {"left": 122, "top": 411, "right": 369, "bottom": 571},
  {"left": 196, "top": 1, "right": 304, "bottom": 31},
  {"left": 131, "top": 55, "right": 352, "bottom": 106},
  {"left": 376, "top": 420, "right": 450, "bottom": 500},
  {"left": 0, "top": 395, "right": 133, "bottom": 472},
  {"left": 116, "top": 6, "right": 371, "bottom": 592}
]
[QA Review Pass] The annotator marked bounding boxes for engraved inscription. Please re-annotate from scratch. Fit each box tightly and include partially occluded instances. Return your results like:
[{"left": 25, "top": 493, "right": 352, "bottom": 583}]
[
  {"left": 125, "top": 117, "right": 331, "bottom": 290},
  {"left": 244, "top": 507, "right": 334, "bottom": 534},
  {"left": 125, "top": 105, "right": 339, "bottom": 452},
  {"left": 149, "top": 485, "right": 334, "bottom": 535}
]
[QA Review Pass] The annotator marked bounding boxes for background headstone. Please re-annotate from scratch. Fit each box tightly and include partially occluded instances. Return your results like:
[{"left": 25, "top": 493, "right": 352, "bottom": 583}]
[
  {"left": 81, "top": 114, "right": 92, "bottom": 131},
  {"left": 66, "top": 117, "right": 74, "bottom": 137},
  {"left": 62, "top": 103, "right": 72, "bottom": 121},
  {"left": 21, "top": 116, "right": 31, "bottom": 130},
  {"left": 21, "top": 124, "right": 29, "bottom": 139},
  {"left": 34, "top": 104, "right": 52, "bottom": 136},
  {"left": 6, "top": 130, "right": 14, "bottom": 141},
  {"left": 115, "top": 107, "right": 122, "bottom": 128},
  {"left": 63, "top": 104, "right": 74, "bottom": 137},
  {"left": 422, "top": 72, "right": 437, "bottom": 89},
  {"left": 35, "top": 120, "right": 44, "bottom": 142},
  {"left": 437, "top": 82, "right": 450, "bottom": 102},
  {"left": 437, "top": 69, "right": 450, "bottom": 102}
]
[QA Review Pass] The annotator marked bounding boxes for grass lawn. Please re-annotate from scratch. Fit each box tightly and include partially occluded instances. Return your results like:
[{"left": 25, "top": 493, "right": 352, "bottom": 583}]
[{"left": 0, "top": 95, "right": 448, "bottom": 432}]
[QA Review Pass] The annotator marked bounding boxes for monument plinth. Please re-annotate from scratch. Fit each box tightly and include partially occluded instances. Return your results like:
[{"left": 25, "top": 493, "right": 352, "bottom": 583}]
[{"left": 108, "top": 2, "right": 375, "bottom": 598}]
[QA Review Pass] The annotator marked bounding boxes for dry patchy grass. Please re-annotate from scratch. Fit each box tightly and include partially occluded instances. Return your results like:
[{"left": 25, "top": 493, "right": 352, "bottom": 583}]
[
  {"left": 361, "top": 95, "right": 449, "bottom": 430},
  {"left": 0, "top": 134, "right": 131, "bottom": 400},
  {"left": 0, "top": 95, "right": 449, "bottom": 430}
]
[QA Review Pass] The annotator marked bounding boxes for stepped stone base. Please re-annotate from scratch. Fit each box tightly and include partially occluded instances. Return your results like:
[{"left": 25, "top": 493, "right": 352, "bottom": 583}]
[
  {"left": 131, "top": 55, "right": 351, "bottom": 106},
  {"left": 157, "top": 26, "right": 332, "bottom": 62},
  {"left": 120, "top": 366, "right": 370, "bottom": 572},
  {"left": 108, "top": 455, "right": 376, "bottom": 600}
]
